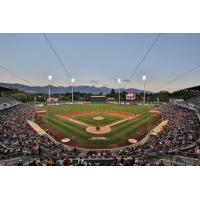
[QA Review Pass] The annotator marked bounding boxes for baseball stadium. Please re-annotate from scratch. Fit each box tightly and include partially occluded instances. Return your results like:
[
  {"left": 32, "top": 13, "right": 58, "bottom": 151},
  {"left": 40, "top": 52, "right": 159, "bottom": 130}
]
[{"left": 0, "top": 33, "right": 200, "bottom": 166}]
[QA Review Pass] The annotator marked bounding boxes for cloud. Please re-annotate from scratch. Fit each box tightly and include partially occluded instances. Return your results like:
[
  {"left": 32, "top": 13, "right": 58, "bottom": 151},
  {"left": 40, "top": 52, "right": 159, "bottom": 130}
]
[
  {"left": 122, "top": 79, "right": 130, "bottom": 83},
  {"left": 89, "top": 80, "right": 100, "bottom": 85},
  {"left": 113, "top": 78, "right": 130, "bottom": 83}
]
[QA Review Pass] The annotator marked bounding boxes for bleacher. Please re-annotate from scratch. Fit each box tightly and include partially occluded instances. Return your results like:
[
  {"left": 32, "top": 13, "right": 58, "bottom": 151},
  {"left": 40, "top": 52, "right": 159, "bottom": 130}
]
[{"left": 186, "top": 96, "right": 200, "bottom": 105}]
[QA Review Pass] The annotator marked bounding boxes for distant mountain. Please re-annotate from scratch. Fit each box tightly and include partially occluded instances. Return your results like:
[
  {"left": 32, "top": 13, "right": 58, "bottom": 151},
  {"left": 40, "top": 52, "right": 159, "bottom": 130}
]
[{"left": 0, "top": 83, "right": 152, "bottom": 94}]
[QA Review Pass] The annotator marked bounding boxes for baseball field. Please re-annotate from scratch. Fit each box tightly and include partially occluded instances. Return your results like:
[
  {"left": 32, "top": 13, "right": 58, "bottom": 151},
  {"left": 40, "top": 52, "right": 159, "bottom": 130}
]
[{"left": 41, "top": 104, "right": 159, "bottom": 149}]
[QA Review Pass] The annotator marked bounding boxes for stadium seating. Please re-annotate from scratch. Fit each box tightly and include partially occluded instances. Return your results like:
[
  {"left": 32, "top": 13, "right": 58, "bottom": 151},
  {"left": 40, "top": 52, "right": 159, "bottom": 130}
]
[
  {"left": 1, "top": 100, "right": 200, "bottom": 166},
  {"left": 0, "top": 97, "right": 20, "bottom": 111}
]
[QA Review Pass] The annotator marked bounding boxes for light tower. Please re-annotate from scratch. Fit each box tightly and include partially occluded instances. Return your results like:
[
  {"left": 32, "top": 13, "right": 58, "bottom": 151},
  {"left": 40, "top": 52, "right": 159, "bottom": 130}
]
[
  {"left": 117, "top": 78, "right": 121, "bottom": 104},
  {"left": 71, "top": 78, "right": 75, "bottom": 103},
  {"left": 48, "top": 75, "right": 53, "bottom": 105},
  {"left": 142, "top": 75, "right": 147, "bottom": 105}
]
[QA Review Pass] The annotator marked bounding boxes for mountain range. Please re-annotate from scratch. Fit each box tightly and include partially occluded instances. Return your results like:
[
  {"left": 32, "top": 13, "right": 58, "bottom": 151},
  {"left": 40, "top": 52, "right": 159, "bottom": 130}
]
[{"left": 0, "top": 83, "right": 152, "bottom": 94}]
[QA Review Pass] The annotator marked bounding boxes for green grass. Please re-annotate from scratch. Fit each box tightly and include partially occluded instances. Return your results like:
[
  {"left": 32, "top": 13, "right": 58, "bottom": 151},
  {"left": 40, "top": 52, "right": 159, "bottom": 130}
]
[
  {"left": 43, "top": 104, "right": 153, "bottom": 147},
  {"left": 73, "top": 113, "right": 123, "bottom": 126}
]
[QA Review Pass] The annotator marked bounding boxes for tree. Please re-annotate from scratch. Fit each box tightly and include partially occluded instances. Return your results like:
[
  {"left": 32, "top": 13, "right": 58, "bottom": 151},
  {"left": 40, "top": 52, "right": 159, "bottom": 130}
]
[
  {"left": 111, "top": 89, "right": 115, "bottom": 95},
  {"left": 121, "top": 91, "right": 127, "bottom": 101},
  {"left": 11, "top": 93, "right": 27, "bottom": 102}
]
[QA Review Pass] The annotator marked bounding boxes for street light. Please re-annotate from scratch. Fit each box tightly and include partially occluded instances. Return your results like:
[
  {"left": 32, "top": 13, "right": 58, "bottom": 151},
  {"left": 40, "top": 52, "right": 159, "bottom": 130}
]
[
  {"left": 71, "top": 78, "right": 75, "bottom": 103},
  {"left": 142, "top": 75, "right": 147, "bottom": 105},
  {"left": 48, "top": 75, "right": 53, "bottom": 104},
  {"left": 117, "top": 78, "right": 121, "bottom": 104}
]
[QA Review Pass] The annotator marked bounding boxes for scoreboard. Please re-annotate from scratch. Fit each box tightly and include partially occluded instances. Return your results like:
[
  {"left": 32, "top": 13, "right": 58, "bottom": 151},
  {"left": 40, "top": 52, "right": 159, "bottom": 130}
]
[{"left": 126, "top": 90, "right": 136, "bottom": 101}]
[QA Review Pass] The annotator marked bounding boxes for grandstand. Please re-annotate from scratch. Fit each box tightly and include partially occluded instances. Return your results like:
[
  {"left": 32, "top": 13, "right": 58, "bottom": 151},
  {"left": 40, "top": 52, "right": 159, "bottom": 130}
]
[
  {"left": 0, "top": 96, "right": 200, "bottom": 166},
  {"left": 0, "top": 97, "right": 20, "bottom": 110}
]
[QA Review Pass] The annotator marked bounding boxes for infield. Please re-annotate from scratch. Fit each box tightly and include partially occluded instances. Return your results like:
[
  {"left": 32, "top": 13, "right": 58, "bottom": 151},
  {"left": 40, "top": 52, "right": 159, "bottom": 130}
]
[{"left": 41, "top": 104, "right": 159, "bottom": 149}]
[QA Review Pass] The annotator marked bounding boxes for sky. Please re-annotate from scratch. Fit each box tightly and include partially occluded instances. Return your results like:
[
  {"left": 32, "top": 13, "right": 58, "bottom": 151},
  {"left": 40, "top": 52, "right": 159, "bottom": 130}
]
[{"left": 0, "top": 33, "right": 200, "bottom": 92}]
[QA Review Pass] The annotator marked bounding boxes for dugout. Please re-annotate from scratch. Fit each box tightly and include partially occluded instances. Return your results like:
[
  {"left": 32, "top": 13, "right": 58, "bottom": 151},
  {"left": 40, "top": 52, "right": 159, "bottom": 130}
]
[{"left": 91, "top": 95, "right": 106, "bottom": 104}]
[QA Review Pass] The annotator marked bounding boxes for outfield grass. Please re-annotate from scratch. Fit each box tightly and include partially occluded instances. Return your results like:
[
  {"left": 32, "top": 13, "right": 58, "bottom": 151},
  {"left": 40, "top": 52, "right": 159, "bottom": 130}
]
[{"left": 43, "top": 104, "right": 153, "bottom": 147}]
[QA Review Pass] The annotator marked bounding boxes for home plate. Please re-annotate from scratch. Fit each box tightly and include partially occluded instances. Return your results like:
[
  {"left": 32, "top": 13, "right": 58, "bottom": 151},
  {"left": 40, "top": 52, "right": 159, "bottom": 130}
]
[
  {"left": 128, "top": 139, "right": 137, "bottom": 144},
  {"left": 61, "top": 138, "right": 70, "bottom": 143},
  {"left": 93, "top": 116, "right": 104, "bottom": 121}
]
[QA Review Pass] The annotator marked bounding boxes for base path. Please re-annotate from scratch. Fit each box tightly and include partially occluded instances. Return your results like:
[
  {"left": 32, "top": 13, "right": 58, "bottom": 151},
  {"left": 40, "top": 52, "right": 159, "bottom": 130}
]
[
  {"left": 109, "top": 118, "right": 134, "bottom": 127},
  {"left": 68, "top": 118, "right": 88, "bottom": 127},
  {"left": 69, "top": 118, "right": 112, "bottom": 134},
  {"left": 58, "top": 111, "right": 138, "bottom": 135}
]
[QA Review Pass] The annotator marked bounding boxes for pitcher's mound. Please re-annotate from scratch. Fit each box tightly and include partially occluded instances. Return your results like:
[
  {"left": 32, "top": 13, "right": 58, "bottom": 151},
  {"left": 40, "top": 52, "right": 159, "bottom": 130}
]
[
  {"left": 86, "top": 126, "right": 111, "bottom": 134},
  {"left": 93, "top": 116, "right": 104, "bottom": 121}
]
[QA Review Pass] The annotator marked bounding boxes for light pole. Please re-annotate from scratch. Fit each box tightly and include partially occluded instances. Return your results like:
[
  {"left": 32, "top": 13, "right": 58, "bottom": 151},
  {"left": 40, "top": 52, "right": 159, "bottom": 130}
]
[
  {"left": 117, "top": 78, "right": 121, "bottom": 104},
  {"left": 48, "top": 75, "right": 52, "bottom": 105},
  {"left": 47, "top": 75, "right": 52, "bottom": 134},
  {"left": 142, "top": 75, "right": 147, "bottom": 105},
  {"left": 71, "top": 78, "right": 75, "bottom": 103}
]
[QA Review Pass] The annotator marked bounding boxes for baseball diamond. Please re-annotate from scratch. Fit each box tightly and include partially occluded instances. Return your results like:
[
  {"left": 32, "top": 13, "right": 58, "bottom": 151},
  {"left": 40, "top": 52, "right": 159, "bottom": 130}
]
[{"left": 38, "top": 104, "right": 159, "bottom": 149}]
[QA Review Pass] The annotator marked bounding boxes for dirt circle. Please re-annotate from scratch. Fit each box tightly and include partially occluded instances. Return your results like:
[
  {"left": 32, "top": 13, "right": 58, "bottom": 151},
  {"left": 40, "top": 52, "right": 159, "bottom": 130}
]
[
  {"left": 61, "top": 138, "right": 71, "bottom": 143},
  {"left": 128, "top": 139, "right": 137, "bottom": 144},
  {"left": 86, "top": 126, "right": 111, "bottom": 134}
]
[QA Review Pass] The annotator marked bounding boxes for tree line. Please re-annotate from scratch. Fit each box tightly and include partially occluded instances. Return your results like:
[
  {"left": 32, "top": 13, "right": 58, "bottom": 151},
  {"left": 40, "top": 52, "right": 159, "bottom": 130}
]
[{"left": 3, "top": 87, "right": 200, "bottom": 103}]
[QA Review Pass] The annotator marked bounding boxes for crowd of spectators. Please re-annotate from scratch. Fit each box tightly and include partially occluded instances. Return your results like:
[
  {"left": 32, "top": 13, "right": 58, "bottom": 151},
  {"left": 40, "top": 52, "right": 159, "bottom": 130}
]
[
  {"left": 0, "top": 104, "right": 71, "bottom": 161},
  {"left": 138, "top": 104, "right": 200, "bottom": 155},
  {"left": 0, "top": 101, "right": 200, "bottom": 166}
]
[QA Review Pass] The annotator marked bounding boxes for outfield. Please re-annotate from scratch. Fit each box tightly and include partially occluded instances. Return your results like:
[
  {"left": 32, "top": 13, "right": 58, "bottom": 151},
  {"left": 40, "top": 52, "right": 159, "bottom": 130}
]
[{"left": 41, "top": 104, "right": 158, "bottom": 149}]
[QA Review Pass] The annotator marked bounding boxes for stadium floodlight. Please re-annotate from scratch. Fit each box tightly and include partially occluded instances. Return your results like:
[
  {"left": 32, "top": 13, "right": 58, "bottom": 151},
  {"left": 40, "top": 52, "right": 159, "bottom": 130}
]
[
  {"left": 117, "top": 78, "right": 121, "bottom": 104},
  {"left": 142, "top": 75, "right": 147, "bottom": 105},
  {"left": 71, "top": 78, "right": 75, "bottom": 103},
  {"left": 142, "top": 75, "right": 147, "bottom": 81},
  {"left": 48, "top": 75, "right": 53, "bottom": 104},
  {"left": 71, "top": 78, "right": 75, "bottom": 83},
  {"left": 48, "top": 75, "right": 53, "bottom": 81}
]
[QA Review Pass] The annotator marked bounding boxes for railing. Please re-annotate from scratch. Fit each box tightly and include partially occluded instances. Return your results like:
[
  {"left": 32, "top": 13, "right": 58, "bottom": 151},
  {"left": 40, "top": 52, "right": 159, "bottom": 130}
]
[
  {"left": 157, "top": 154, "right": 200, "bottom": 166},
  {"left": 0, "top": 154, "right": 50, "bottom": 166}
]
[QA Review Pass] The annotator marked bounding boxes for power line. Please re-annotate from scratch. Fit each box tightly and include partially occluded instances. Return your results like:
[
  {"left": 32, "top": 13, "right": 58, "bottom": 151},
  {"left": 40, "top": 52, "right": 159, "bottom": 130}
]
[
  {"left": 155, "top": 64, "right": 200, "bottom": 92},
  {"left": 42, "top": 33, "right": 72, "bottom": 79},
  {"left": 123, "top": 33, "right": 162, "bottom": 88},
  {"left": 0, "top": 64, "right": 34, "bottom": 86},
  {"left": 0, "top": 64, "right": 48, "bottom": 94}
]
